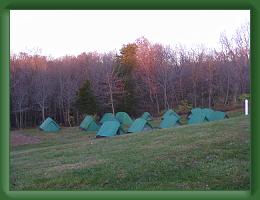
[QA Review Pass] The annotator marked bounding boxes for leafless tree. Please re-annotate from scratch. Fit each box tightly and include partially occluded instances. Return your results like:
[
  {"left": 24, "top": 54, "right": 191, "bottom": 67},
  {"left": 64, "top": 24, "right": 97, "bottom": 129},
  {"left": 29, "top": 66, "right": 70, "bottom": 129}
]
[{"left": 10, "top": 23, "right": 250, "bottom": 128}]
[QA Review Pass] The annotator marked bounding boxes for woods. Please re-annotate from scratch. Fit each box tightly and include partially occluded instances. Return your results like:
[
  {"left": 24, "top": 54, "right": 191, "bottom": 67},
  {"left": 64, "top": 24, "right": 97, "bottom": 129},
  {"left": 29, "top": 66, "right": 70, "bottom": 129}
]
[{"left": 10, "top": 23, "right": 250, "bottom": 128}]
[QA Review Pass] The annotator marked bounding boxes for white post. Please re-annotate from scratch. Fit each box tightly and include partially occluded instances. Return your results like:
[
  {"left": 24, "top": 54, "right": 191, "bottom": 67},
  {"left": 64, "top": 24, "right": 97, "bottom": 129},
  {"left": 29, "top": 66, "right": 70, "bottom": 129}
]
[{"left": 245, "top": 99, "right": 248, "bottom": 116}]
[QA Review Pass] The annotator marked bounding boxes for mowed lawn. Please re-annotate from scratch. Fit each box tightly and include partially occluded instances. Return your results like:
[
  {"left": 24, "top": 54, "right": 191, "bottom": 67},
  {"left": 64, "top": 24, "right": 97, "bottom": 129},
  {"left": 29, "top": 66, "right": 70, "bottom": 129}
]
[{"left": 10, "top": 115, "right": 250, "bottom": 190}]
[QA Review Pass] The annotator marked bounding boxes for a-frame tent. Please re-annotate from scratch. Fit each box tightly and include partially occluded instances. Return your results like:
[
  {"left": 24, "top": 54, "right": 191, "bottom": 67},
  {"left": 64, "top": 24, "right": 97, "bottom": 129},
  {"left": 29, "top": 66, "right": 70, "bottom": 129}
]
[
  {"left": 188, "top": 108, "right": 228, "bottom": 124},
  {"left": 100, "top": 113, "right": 118, "bottom": 124},
  {"left": 141, "top": 112, "right": 152, "bottom": 121},
  {"left": 115, "top": 112, "right": 133, "bottom": 126},
  {"left": 160, "top": 114, "right": 181, "bottom": 129},
  {"left": 79, "top": 115, "right": 100, "bottom": 131},
  {"left": 162, "top": 109, "right": 181, "bottom": 120},
  {"left": 39, "top": 117, "right": 60, "bottom": 132},
  {"left": 207, "top": 111, "right": 228, "bottom": 121},
  {"left": 188, "top": 108, "right": 208, "bottom": 125},
  {"left": 128, "top": 118, "right": 153, "bottom": 133},
  {"left": 96, "top": 121, "right": 125, "bottom": 138}
]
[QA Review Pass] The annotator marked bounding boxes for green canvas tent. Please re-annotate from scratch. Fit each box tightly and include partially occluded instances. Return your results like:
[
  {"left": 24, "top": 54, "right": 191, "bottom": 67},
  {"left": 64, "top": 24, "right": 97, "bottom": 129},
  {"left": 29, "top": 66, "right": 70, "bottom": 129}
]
[
  {"left": 188, "top": 108, "right": 202, "bottom": 117},
  {"left": 39, "top": 117, "right": 60, "bottom": 132},
  {"left": 202, "top": 108, "right": 214, "bottom": 119},
  {"left": 187, "top": 108, "right": 204, "bottom": 119},
  {"left": 188, "top": 108, "right": 228, "bottom": 124},
  {"left": 96, "top": 121, "right": 125, "bottom": 138},
  {"left": 128, "top": 118, "right": 152, "bottom": 133},
  {"left": 207, "top": 111, "right": 228, "bottom": 121},
  {"left": 191, "top": 108, "right": 202, "bottom": 113},
  {"left": 115, "top": 112, "right": 133, "bottom": 126},
  {"left": 162, "top": 109, "right": 180, "bottom": 120},
  {"left": 79, "top": 115, "right": 100, "bottom": 131},
  {"left": 188, "top": 108, "right": 208, "bottom": 125},
  {"left": 160, "top": 115, "right": 181, "bottom": 129},
  {"left": 100, "top": 113, "right": 117, "bottom": 124},
  {"left": 188, "top": 114, "right": 208, "bottom": 124},
  {"left": 141, "top": 112, "right": 152, "bottom": 121}
]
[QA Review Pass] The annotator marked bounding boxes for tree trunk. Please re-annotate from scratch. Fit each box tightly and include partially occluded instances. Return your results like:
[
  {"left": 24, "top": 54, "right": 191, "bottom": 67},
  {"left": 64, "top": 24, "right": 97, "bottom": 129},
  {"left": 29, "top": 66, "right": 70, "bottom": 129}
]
[
  {"left": 19, "top": 102, "right": 23, "bottom": 129},
  {"left": 155, "top": 93, "right": 160, "bottom": 115},
  {"left": 15, "top": 113, "right": 19, "bottom": 129},
  {"left": 107, "top": 76, "right": 115, "bottom": 115},
  {"left": 179, "top": 76, "right": 184, "bottom": 100},
  {"left": 193, "top": 83, "right": 197, "bottom": 107},
  {"left": 208, "top": 87, "right": 212, "bottom": 108},
  {"left": 76, "top": 111, "right": 79, "bottom": 125},
  {"left": 24, "top": 111, "right": 27, "bottom": 128},
  {"left": 224, "top": 73, "right": 230, "bottom": 105},
  {"left": 42, "top": 105, "right": 45, "bottom": 122},
  {"left": 59, "top": 100, "right": 63, "bottom": 125},
  {"left": 163, "top": 84, "right": 169, "bottom": 110},
  {"left": 67, "top": 108, "right": 71, "bottom": 127},
  {"left": 19, "top": 110, "right": 22, "bottom": 129}
]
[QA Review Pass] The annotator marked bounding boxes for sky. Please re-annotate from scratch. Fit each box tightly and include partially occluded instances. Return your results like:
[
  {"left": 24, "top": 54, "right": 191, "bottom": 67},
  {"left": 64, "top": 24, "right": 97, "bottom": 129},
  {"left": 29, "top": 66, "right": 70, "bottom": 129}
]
[{"left": 10, "top": 10, "right": 250, "bottom": 58}]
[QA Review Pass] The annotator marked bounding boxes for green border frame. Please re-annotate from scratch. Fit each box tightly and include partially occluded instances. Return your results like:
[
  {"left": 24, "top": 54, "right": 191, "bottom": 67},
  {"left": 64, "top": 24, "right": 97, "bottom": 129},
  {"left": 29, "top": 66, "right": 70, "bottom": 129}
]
[{"left": 0, "top": 0, "right": 259, "bottom": 199}]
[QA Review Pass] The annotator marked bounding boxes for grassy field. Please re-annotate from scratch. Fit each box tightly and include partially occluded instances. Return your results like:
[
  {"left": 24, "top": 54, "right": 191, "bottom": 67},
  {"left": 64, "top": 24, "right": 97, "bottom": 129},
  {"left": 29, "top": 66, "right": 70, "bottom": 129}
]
[{"left": 10, "top": 114, "right": 250, "bottom": 190}]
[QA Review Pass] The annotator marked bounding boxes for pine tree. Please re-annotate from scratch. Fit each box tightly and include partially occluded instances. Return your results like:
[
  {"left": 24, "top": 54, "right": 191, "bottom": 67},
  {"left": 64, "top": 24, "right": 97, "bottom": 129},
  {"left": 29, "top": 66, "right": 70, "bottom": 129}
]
[
  {"left": 75, "top": 80, "right": 99, "bottom": 115},
  {"left": 116, "top": 43, "right": 138, "bottom": 115}
]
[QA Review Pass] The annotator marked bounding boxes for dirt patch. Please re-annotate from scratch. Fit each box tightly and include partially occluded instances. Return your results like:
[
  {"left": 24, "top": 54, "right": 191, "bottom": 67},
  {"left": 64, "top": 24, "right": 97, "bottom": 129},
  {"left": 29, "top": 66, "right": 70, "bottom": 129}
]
[{"left": 11, "top": 133, "right": 41, "bottom": 146}]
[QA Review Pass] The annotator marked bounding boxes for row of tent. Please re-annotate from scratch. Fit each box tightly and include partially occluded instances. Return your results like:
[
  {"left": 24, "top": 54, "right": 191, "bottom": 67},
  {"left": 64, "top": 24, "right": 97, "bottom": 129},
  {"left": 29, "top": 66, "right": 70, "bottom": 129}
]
[
  {"left": 39, "top": 111, "right": 151, "bottom": 133},
  {"left": 39, "top": 108, "right": 228, "bottom": 137},
  {"left": 188, "top": 108, "right": 228, "bottom": 124},
  {"left": 82, "top": 112, "right": 154, "bottom": 137}
]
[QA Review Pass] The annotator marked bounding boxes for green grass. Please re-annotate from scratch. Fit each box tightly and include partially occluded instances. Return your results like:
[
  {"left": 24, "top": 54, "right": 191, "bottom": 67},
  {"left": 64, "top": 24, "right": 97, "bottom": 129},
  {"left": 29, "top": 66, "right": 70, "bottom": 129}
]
[{"left": 10, "top": 115, "right": 250, "bottom": 191}]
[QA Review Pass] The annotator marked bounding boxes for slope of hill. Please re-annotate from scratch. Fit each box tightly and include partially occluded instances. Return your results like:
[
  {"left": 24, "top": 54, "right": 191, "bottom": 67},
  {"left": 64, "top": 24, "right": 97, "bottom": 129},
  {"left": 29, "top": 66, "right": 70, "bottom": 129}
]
[{"left": 10, "top": 116, "right": 250, "bottom": 190}]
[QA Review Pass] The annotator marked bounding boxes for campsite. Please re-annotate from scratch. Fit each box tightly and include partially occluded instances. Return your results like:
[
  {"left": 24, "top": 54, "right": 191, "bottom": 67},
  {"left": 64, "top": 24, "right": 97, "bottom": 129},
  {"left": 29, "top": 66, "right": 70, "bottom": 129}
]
[
  {"left": 9, "top": 10, "right": 250, "bottom": 191},
  {"left": 10, "top": 109, "right": 249, "bottom": 190}
]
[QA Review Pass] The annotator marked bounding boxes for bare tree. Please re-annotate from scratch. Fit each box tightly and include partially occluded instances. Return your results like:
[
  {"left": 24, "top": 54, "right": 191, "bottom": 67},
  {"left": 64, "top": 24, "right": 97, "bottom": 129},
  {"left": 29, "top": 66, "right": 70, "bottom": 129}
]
[
  {"left": 99, "top": 53, "right": 124, "bottom": 114},
  {"left": 10, "top": 22, "right": 250, "bottom": 128},
  {"left": 11, "top": 55, "right": 30, "bottom": 128}
]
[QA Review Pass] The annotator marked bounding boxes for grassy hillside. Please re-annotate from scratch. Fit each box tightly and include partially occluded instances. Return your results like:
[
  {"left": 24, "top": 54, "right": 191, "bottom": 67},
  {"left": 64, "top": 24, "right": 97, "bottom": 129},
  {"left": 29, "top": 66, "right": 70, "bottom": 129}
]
[{"left": 10, "top": 115, "right": 250, "bottom": 190}]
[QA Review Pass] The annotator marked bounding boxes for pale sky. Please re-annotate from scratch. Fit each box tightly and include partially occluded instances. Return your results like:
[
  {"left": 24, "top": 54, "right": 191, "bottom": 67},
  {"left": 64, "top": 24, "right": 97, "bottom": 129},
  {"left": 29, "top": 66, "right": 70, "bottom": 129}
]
[{"left": 10, "top": 10, "right": 250, "bottom": 58}]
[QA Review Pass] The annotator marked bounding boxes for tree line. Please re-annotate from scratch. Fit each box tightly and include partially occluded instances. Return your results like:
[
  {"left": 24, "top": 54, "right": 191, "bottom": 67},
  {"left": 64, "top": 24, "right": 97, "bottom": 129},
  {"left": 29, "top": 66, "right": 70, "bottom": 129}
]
[{"left": 11, "top": 23, "right": 249, "bottom": 128}]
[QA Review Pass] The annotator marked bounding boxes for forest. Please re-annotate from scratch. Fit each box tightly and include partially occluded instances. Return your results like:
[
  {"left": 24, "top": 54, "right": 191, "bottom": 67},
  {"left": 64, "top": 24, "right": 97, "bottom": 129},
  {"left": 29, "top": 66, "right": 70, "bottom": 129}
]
[{"left": 10, "top": 23, "right": 249, "bottom": 128}]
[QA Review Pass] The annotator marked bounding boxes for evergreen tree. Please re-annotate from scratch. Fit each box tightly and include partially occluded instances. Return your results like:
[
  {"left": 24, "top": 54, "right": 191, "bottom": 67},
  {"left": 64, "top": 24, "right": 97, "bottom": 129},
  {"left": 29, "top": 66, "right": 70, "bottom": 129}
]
[
  {"left": 116, "top": 43, "right": 138, "bottom": 115},
  {"left": 75, "top": 80, "right": 99, "bottom": 115}
]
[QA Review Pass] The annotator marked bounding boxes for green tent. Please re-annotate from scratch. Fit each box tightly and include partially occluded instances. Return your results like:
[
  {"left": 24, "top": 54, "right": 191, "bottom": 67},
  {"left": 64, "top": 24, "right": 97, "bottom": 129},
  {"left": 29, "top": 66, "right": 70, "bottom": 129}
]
[
  {"left": 100, "top": 113, "right": 117, "bottom": 124},
  {"left": 115, "top": 112, "right": 133, "bottom": 126},
  {"left": 160, "top": 115, "right": 181, "bottom": 128},
  {"left": 162, "top": 109, "right": 180, "bottom": 120},
  {"left": 191, "top": 108, "right": 202, "bottom": 113},
  {"left": 202, "top": 108, "right": 214, "bottom": 119},
  {"left": 188, "top": 108, "right": 208, "bottom": 125},
  {"left": 79, "top": 115, "right": 100, "bottom": 131},
  {"left": 189, "top": 107, "right": 202, "bottom": 115},
  {"left": 188, "top": 108, "right": 228, "bottom": 124},
  {"left": 188, "top": 114, "right": 208, "bottom": 124},
  {"left": 141, "top": 112, "right": 152, "bottom": 121},
  {"left": 207, "top": 111, "right": 228, "bottom": 121},
  {"left": 96, "top": 121, "right": 125, "bottom": 138},
  {"left": 188, "top": 108, "right": 203, "bottom": 119},
  {"left": 39, "top": 117, "right": 60, "bottom": 132},
  {"left": 128, "top": 118, "right": 152, "bottom": 133}
]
